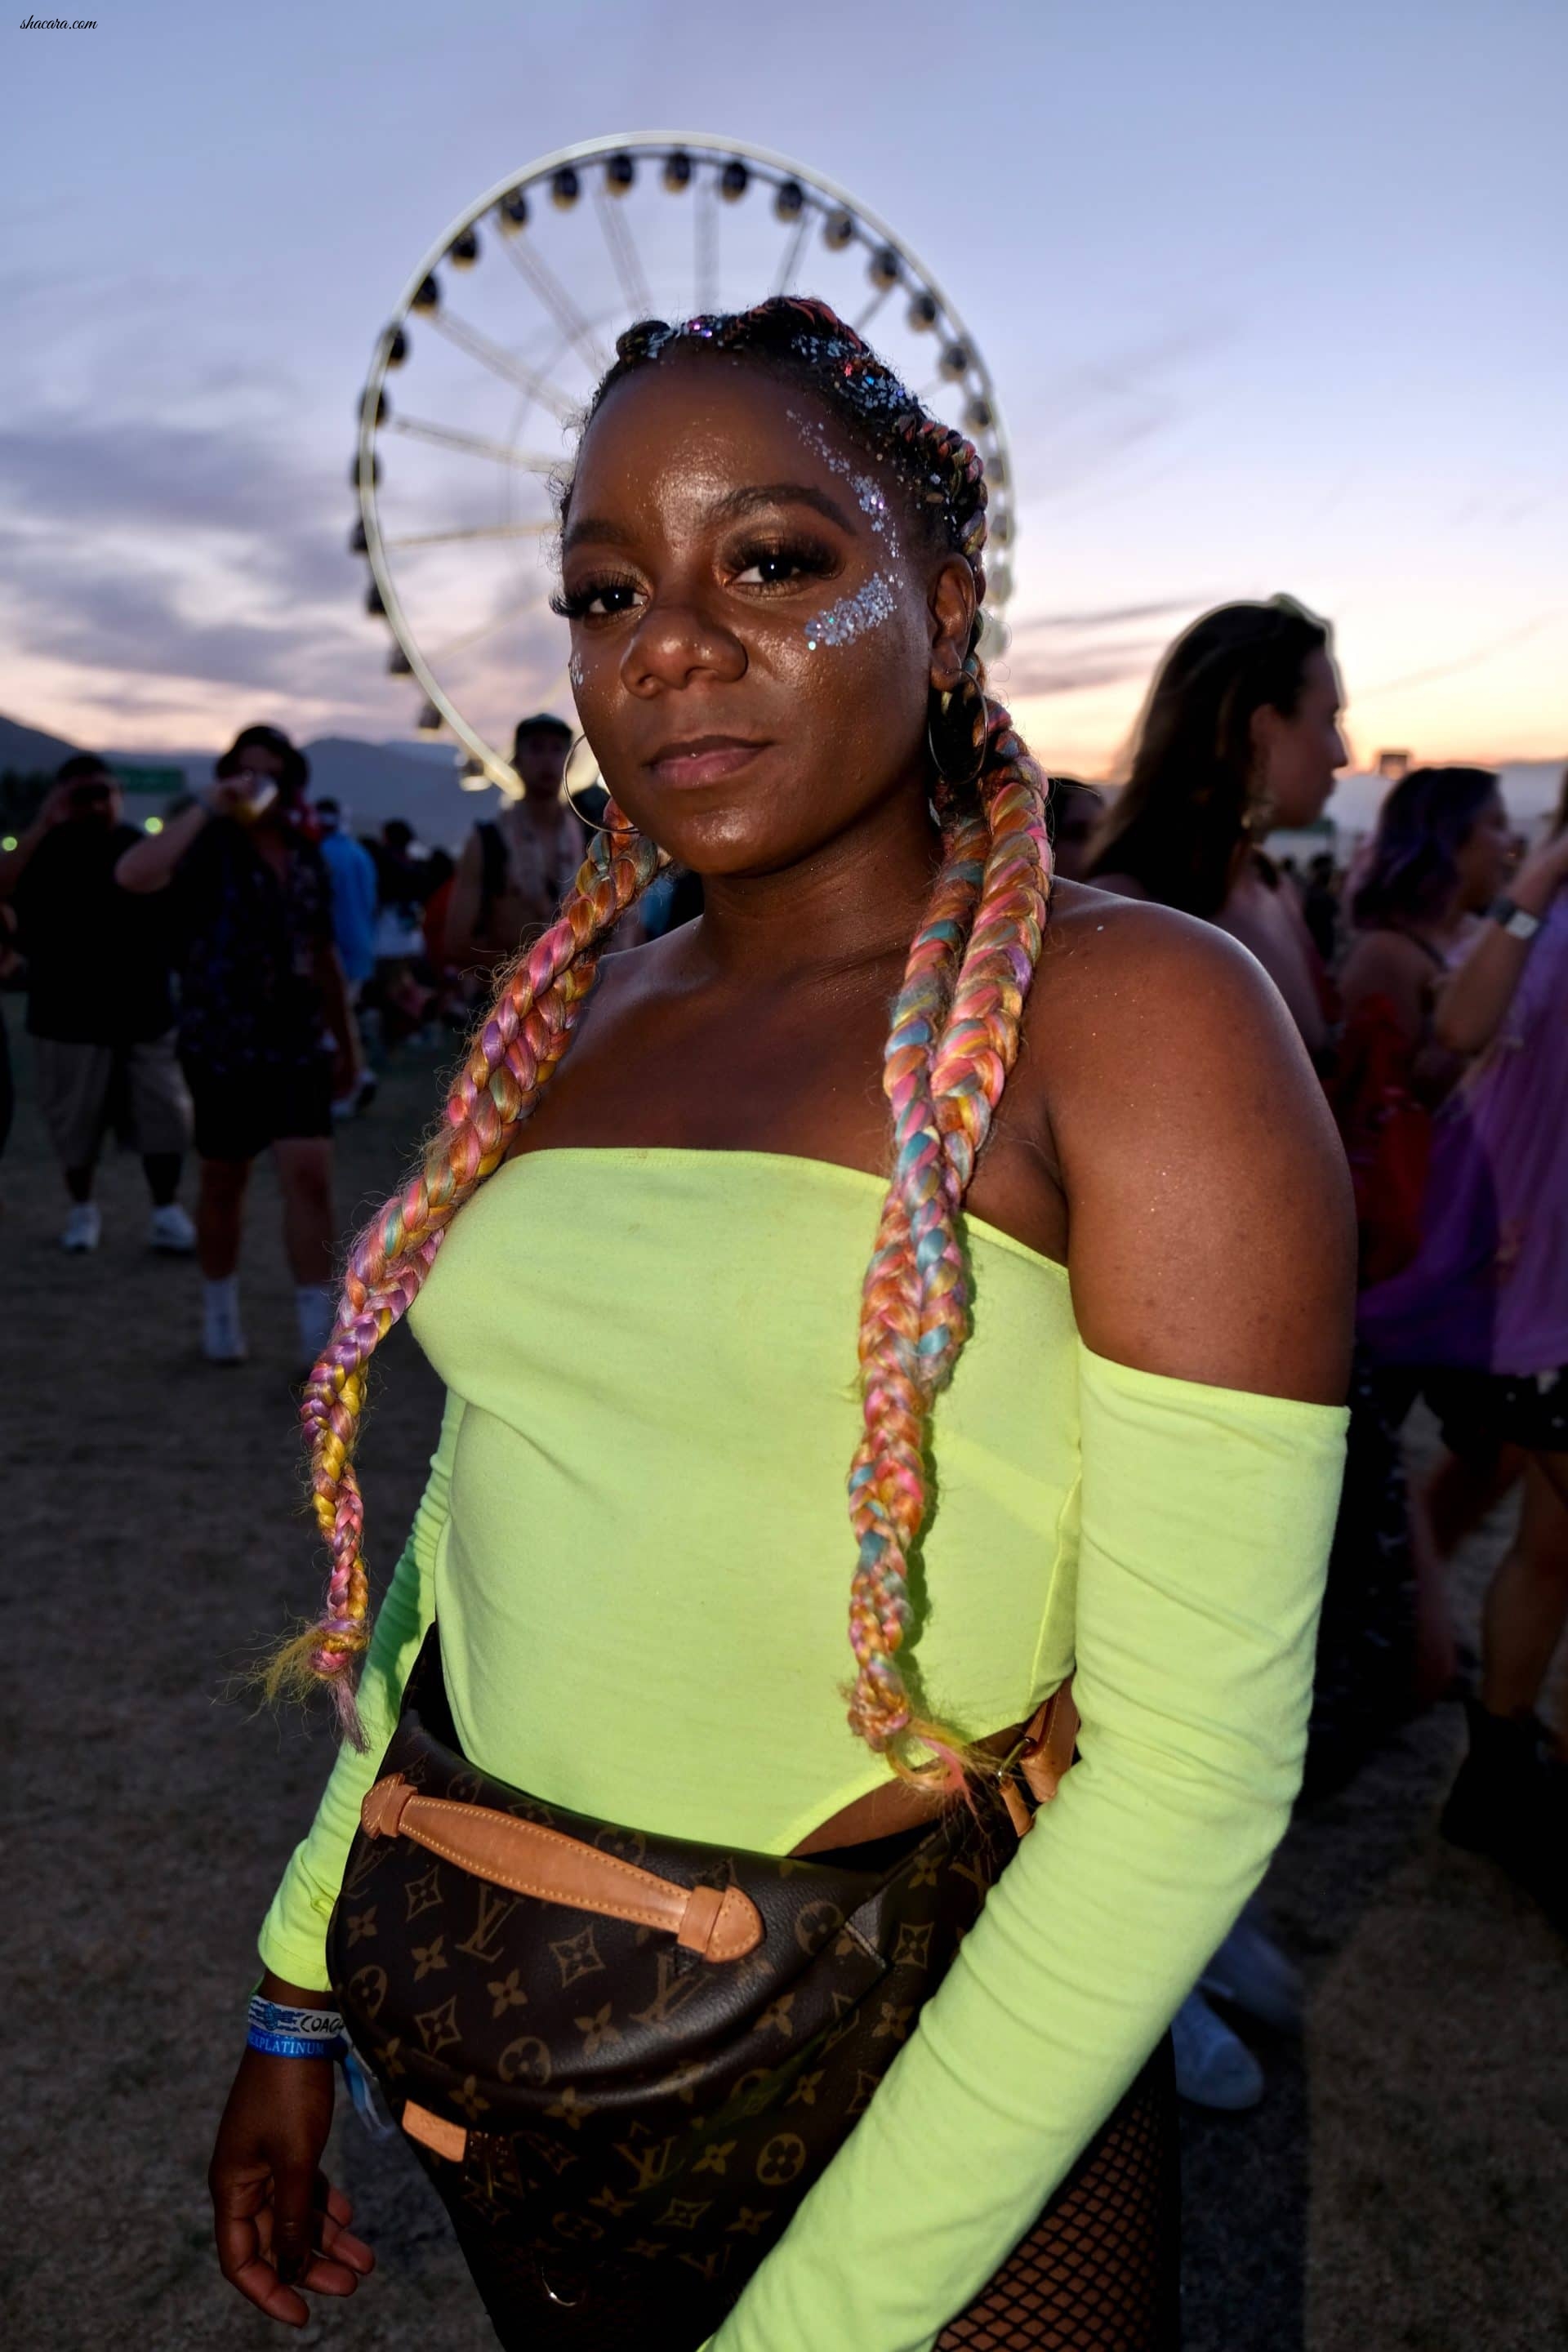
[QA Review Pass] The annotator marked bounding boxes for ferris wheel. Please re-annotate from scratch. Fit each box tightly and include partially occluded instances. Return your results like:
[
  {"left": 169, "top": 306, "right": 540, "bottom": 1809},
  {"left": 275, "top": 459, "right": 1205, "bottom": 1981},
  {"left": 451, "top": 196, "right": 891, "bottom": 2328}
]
[{"left": 353, "top": 133, "right": 1018, "bottom": 797}]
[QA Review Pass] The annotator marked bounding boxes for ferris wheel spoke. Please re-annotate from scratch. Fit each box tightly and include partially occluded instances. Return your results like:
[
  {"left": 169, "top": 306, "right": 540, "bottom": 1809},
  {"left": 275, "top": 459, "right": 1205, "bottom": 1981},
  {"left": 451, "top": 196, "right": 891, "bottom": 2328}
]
[
  {"left": 470, "top": 658, "right": 574, "bottom": 795},
  {"left": 426, "top": 310, "right": 579, "bottom": 424},
  {"left": 500, "top": 234, "right": 610, "bottom": 376},
  {"left": 591, "top": 183, "right": 653, "bottom": 319},
  {"left": 388, "top": 416, "right": 562, "bottom": 472},
  {"left": 694, "top": 173, "right": 719, "bottom": 314},
  {"left": 429, "top": 587, "right": 559, "bottom": 662},
  {"left": 382, "top": 519, "right": 557, "bottom": 550},
  {"left": 851, "top": 283, "right": 896, "bottom": 337},
  {"left": 769, "top": 209, "right": 813, "bottom": 299}
]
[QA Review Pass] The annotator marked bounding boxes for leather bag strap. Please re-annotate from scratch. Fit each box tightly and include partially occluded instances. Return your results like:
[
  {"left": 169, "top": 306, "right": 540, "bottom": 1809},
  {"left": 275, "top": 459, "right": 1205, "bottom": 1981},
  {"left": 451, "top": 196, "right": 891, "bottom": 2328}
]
[
  {"left": 997, "top": 1676, "right": 1080, "bottom": 1838},
  {"left": 1020, "top": 1675, "right": 1080, "bottom": 1805},
  {"left": 359, "top": 1775, "right": 764, "bottom": 1962}
]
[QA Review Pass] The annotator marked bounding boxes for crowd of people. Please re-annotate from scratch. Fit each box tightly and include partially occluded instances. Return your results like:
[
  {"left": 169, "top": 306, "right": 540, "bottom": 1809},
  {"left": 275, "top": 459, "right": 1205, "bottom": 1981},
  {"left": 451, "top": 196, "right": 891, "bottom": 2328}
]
[
  {"left": 1044, "top": 599, "right": 1568, "bottom": 2110},
  {"left": 0, "top": 711, "right": 669, "bottom": 1370},
  {"left": 2, "top": 595, "right": 1562, "bottom": 2142}
]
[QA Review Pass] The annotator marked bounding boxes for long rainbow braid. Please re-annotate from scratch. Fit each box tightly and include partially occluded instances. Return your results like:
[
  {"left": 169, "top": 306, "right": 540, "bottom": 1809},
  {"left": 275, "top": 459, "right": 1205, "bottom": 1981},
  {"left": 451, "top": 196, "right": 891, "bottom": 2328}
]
[
  {"left": 846, "top": 721, "right": 1052, "bottom": 1777},
  {"left": 276, "top": 812, "right": 666, "bottom": 1742},
  {"left": 278, "top": 297, "right": 1054, "bottom": 1776}
]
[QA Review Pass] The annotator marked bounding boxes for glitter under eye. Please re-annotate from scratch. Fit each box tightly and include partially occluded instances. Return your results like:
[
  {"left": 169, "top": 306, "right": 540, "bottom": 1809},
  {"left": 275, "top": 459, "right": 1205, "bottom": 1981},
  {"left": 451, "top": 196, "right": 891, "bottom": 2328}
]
[
  {"left": 804, "top": 571, "right": 897, "bottom": 652},
  {"left": 568, "top": 650, "right": 585, "bottom": 688}
]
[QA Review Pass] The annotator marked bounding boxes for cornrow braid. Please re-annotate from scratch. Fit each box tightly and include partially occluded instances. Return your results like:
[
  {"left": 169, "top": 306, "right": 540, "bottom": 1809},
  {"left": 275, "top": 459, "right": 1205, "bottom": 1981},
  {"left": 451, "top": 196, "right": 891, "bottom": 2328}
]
[{"left": 278, "top": 298, "right": 1054, "bottom": 1785}]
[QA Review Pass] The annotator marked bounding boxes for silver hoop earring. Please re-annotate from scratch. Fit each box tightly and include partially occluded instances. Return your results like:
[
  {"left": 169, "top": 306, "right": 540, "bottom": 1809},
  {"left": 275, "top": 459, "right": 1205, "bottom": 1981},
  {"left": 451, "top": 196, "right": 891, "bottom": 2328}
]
[{"left": 562, "top": 732, "right": 608, "bottom": 826}]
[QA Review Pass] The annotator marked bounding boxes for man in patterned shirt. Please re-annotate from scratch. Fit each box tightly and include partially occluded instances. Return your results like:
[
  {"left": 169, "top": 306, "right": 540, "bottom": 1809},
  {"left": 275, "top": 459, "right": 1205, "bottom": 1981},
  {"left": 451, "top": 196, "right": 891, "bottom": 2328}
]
[{"left": 117, "top": 725, "right": 361, "bottom": 1370}]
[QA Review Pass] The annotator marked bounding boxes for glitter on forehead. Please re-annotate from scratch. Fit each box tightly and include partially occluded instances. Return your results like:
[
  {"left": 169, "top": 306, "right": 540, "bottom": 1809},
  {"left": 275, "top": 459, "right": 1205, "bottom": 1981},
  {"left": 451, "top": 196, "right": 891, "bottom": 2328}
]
[
  {"left": 786, "top": 333, "right": 907, "bottom": 416},
  {"left": 803, "top": 571, "right": 898, "bottom": 653},
  {"left": 599, "top": 304, "right": 989, "bottom": 603},
  {"left": 852, "top": 474, "right": 893, "bottom": 532},
  {"left": 778, "top": 362, "right": 970, "bottom": 550},
  {"left": 787, "top": 408, "right": 898, "bottom": 549}
]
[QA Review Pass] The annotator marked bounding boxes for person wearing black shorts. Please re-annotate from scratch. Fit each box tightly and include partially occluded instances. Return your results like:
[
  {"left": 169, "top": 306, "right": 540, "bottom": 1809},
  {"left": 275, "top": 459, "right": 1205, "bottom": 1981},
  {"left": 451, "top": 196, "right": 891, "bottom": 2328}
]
[
  {"left": 116, "top": 726, "right": 361, "bottom": 1370},
  {"left": 0, "top": 755, "right": 196, "bottom": 1254}
]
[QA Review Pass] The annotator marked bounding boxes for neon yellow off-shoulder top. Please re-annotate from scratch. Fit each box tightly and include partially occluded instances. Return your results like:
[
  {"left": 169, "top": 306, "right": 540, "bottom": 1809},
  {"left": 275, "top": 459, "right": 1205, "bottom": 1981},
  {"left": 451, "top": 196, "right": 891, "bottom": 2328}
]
[{"left": 261, "top": 1146, "right": 1347, "bottom": 2352}]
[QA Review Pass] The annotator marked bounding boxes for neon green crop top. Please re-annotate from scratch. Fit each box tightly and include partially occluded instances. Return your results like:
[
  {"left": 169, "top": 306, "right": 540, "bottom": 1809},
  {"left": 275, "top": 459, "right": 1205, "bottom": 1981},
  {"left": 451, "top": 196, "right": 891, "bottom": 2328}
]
[{"left": 261, "top": 1146, "right": 1347, "bottom": 2352}]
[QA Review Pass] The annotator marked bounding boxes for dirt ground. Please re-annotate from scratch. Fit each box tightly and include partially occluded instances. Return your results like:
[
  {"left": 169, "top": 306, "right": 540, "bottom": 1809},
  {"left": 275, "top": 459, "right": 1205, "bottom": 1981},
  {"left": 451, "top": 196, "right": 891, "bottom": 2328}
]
[{"left": 2, "top": 1036, "right": 1563, "bottom": 2352}]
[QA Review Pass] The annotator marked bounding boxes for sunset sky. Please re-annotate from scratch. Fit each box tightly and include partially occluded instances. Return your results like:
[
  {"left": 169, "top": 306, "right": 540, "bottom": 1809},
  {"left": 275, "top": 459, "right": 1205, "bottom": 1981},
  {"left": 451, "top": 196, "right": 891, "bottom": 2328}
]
[{"left": 3, "top": 0, "right": 1563, "bottom": 782}]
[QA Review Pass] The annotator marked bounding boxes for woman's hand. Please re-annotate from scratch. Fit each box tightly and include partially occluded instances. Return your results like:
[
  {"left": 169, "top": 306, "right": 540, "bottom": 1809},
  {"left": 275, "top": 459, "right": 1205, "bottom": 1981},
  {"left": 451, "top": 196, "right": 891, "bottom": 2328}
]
[
  {"left": 209, "top": 2044, "right": 374, "bottom": 2327},
  {"left": 1509, "top": 826, "right": 1568, "bottom": 915},
  {"left": 205, "top": 770, "right": 277, "bottom": 822},
  {"left": 1430, "top": 828, "right": 1568, "bottom": 1058}
]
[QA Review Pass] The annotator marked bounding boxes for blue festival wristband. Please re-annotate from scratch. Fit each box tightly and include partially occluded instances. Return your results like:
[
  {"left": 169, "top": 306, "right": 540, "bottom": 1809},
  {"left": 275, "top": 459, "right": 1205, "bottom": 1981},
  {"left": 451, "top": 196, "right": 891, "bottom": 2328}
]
[
  {"left": 248, "top": 2026, "right": 348, "bottom": 2059},
  {"left": 247, "top": 1993, "right": 348, "bottom": 2061}
]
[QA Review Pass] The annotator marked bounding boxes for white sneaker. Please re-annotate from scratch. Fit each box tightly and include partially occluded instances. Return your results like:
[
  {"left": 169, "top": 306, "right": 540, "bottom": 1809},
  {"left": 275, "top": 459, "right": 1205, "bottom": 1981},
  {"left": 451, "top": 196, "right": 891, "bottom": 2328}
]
[
  {"left": 1170, "top": 1990, "right": 1265, "bottom": 2111},
  {"left": 147, "top": 1202, "right": 198, "bottom": 1254},
  {"left": 60, "top": 1202, "right": 102, "bottom": 1252},
  {"left": 203, "top": 1294, "right": 249, "bottom": 1365},
  {"left": 1200, "top": 1914, "right": 1303, "bottom": 2034}
]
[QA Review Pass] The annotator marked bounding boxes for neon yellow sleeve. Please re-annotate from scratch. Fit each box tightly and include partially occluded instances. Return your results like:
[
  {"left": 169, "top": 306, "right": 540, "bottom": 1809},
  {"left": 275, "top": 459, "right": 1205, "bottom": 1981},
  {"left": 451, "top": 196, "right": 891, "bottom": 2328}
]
[
  {"left": 256, "top": 1392, "right": 466, "bottom": 1989},
  {"left": 706, "top": 1346, "right": 1348, "bottom": 2352}
]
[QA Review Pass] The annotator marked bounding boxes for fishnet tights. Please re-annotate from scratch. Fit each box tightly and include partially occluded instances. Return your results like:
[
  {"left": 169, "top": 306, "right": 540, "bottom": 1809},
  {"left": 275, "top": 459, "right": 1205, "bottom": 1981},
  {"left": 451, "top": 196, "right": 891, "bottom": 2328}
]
[
  {"left": 936, "top": 2038, "right": 1180, "bottom": 2350},
  {"left": 448, "top": 2040, "right": 1178, "bottom": 2351}
]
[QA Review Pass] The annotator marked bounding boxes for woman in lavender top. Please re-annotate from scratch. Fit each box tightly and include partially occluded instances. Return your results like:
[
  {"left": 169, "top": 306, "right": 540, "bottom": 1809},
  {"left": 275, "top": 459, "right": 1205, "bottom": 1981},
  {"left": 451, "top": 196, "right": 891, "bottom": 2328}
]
[{"left": 1354, "top": 768, "right": 1568, "bottom": 1929}]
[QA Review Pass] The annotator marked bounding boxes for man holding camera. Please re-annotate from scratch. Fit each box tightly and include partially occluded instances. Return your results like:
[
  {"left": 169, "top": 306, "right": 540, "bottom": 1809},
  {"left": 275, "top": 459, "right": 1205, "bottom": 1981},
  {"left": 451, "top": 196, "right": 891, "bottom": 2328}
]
[{"left": 0, "top": 752, "right": 195, "bottom": 1254}]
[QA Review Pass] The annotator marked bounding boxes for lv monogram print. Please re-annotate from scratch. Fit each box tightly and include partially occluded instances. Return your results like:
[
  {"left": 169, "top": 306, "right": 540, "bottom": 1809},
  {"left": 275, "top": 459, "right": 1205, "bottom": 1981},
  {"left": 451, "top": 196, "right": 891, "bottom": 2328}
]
[{"left": 327, "top": 1631, "right": 1022, "bottom": 2352}]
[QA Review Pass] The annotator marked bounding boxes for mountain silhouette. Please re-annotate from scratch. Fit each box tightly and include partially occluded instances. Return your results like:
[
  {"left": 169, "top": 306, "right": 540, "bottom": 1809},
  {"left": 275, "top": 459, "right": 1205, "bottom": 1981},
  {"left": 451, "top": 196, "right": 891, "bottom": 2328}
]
[{"left": 0, "top": 712, "right": 497, "bottom": 849}]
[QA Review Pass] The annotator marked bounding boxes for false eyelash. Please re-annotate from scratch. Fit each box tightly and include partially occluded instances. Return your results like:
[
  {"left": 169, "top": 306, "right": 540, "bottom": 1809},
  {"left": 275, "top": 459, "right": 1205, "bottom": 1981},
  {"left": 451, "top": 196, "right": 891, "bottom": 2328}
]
[
  {"left": 549, "top": 571, "right": 640, "bottom": 622},
  {"left": 728, "top": 533, "right": 838, "bottom": 588},
  {"left": 550, "top": 535, "right": 839, "bottom": 624}
]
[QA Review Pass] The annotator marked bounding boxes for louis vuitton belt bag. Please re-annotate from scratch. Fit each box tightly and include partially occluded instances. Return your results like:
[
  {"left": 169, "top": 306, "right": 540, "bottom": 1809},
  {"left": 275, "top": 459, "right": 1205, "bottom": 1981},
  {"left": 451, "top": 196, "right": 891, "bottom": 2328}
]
[{"left": 326, "top": 1625, "right": 1076, "bottom": 2350}]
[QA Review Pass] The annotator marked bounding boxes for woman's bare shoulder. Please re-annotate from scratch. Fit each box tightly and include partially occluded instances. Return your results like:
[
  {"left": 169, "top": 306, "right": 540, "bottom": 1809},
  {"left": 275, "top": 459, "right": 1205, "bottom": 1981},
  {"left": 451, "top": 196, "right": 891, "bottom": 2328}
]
[
  {"left": 1337, "top": 925, "right": 1438, "bottom": 1036},
  {"left": 1039, "top": 878, "right": 1294, "bottom": 1021},
  {"left": 1339, "top": 926, "right": 1436, "bottom": 991},
  {"left": 1038, "top": 880, "right": 1334, "bottom": 1132},
  {"left": 1027, "top": 882, "right": 1354, "bottom": 1398}
]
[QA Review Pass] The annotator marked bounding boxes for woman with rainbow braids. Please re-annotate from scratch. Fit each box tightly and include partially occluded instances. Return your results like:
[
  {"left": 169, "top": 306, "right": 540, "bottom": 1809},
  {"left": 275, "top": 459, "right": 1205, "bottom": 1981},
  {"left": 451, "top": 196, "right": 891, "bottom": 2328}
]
[{"left": 211, "top": 298, "right": 1354, "bottom": 2347}]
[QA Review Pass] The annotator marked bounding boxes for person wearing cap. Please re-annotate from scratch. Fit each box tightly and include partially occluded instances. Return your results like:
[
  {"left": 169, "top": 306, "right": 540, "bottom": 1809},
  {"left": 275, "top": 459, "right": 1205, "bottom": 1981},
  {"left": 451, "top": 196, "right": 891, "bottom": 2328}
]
[
  {"left": 116, "top": 725, "right": 362, "bottom": 1370},
  {"left": 447, "top": 713, "right": 641, "bottom": 973}
]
